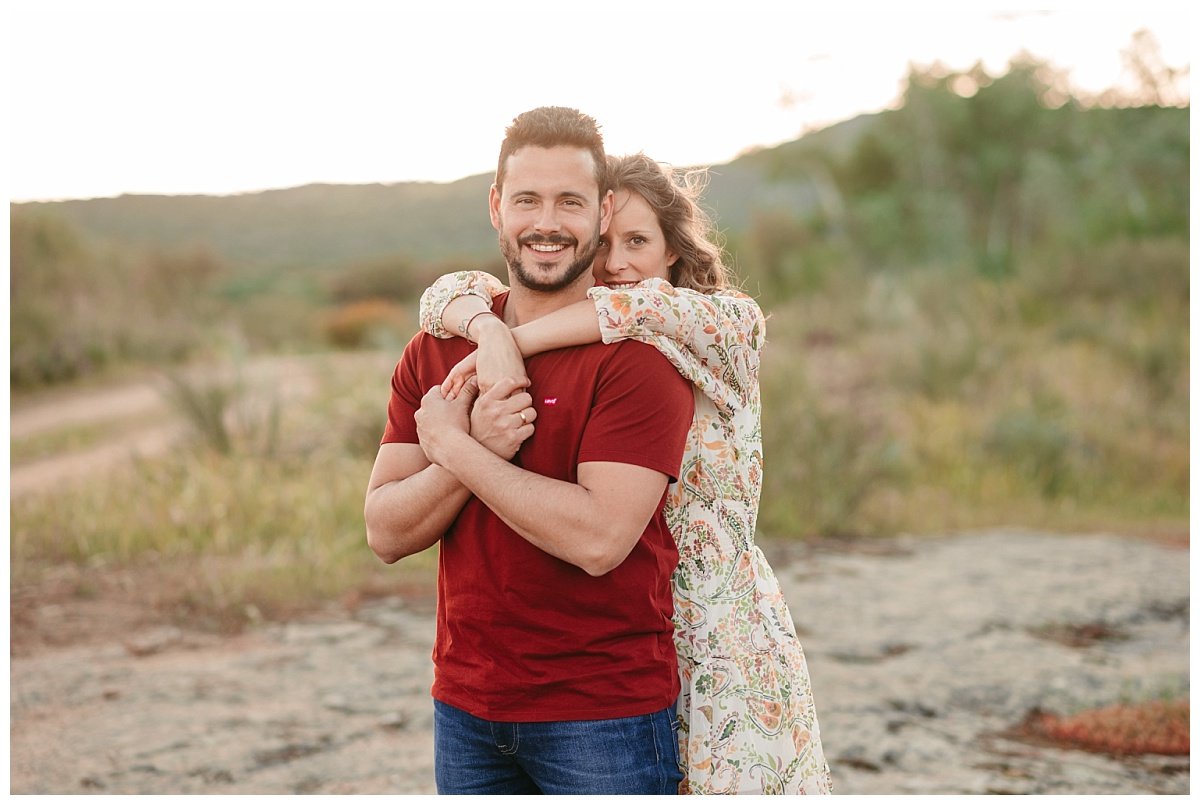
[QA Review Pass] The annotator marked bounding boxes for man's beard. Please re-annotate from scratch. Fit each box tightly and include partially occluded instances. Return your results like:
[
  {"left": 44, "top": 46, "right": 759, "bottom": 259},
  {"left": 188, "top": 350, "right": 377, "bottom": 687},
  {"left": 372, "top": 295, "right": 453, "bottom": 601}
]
[{"left": 500, "top": 230, "right": 601, "bottom": 293}]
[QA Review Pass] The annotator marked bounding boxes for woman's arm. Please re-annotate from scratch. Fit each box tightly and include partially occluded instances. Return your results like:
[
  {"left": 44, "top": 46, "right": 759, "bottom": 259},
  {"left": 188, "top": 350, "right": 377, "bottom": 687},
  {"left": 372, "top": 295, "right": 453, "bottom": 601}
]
[
  {"left": 418, "top": 271, "right": 526, "bottom": 394},
  {"left": 419, "top": 270, "right": 507, "bottom": 339},
  {"left": 418, "top": 272, "right": 766, "bottom": 414},
  {"left": 586, "top": 279, "right": 766, "bottom": 415}
]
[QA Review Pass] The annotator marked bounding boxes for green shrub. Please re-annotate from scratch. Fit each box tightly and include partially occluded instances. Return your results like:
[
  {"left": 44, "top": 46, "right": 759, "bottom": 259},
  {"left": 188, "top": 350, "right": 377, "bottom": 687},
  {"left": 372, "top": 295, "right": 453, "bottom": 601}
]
[{"left": 984, "top": 408, "right": 1076, "bottom": 499}]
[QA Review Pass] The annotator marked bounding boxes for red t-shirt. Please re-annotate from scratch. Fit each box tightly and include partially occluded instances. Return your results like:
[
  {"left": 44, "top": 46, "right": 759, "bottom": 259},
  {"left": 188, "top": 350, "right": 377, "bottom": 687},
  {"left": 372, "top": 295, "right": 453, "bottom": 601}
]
[{"left": 381, "top": 294, "right": 694, "bottom": 721}]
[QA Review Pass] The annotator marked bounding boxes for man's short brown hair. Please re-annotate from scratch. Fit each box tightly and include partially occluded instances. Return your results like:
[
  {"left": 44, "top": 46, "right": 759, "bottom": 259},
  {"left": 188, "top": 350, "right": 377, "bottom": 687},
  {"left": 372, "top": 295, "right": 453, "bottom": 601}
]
[{"left": 496, "top": 107, "right": 607, "bottom": 198}]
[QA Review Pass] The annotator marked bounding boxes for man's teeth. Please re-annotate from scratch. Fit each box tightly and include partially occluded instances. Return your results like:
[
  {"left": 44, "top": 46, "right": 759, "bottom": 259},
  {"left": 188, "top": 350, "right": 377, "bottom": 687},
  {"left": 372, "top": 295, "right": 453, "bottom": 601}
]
[{"left": 529, "top": 243, "right": 566, "bottom": 252}]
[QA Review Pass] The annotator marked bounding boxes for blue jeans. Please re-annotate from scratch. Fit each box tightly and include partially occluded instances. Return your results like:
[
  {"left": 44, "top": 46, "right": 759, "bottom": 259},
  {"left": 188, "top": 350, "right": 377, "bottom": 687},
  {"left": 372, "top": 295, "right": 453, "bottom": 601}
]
[{"left": 433, "top": 699, "right": 683, "bottom": 794}]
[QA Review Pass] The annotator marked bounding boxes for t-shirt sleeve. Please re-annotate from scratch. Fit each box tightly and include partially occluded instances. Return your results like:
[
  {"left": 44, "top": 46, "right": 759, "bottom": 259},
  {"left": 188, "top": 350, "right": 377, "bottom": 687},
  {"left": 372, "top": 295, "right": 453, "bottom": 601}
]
[
  {"left": 380, "top": 333, "right": 426, "bottom": 445},
  {"left": 577, "top": 341, "right": 694, "bottom": 482}
]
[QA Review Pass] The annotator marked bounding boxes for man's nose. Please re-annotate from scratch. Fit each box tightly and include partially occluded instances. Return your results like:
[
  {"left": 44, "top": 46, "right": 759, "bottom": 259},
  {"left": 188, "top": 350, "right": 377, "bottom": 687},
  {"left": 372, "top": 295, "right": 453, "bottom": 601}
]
[{"left": 534, "top": 205, "right": 561, "bottom": 233}]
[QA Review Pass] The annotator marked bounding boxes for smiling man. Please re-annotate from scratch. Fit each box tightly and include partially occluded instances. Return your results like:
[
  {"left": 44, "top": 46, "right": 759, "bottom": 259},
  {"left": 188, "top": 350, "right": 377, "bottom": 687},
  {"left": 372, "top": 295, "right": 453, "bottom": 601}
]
[{"left": 364, "top": 107, "right": 694, "bottom": 795}]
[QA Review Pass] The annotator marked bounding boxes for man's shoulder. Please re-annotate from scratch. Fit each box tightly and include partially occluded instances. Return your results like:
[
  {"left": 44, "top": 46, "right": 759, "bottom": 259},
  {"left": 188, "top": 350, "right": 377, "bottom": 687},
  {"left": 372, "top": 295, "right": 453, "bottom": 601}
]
[
  {"left": 606, "top": 338, "right": 669, "bottom": 359},
  {"left": 608, "top": 338, "right": 684, "bottom": 368},
  {"left": 600, "top": 340, "right": 692, "bottom": 395},
  {"left": 402, "top": 329, "right": 471, "bottom": 359},
  {"left": 392, "top": 329, "right": 473, "bottom": 386}
]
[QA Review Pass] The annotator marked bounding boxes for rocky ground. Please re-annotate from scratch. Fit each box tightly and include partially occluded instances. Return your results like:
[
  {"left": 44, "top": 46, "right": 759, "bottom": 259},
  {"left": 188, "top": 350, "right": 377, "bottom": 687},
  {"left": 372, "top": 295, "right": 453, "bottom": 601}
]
[{"left": 9, "top": 529, "right": 1189, "bottom": 794}]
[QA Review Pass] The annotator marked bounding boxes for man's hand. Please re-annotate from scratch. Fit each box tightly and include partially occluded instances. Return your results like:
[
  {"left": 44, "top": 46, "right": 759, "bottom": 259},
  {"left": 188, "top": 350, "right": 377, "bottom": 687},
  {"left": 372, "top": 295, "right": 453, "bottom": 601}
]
[
  {"left": 415, "top": 380, "right": 476, "bottom": 467},
  {"left": 469, "top": 377, "right": 537, "bottom": 460},
  {"left": 418, "top": 376, "right": 537, "bottom": 466}
]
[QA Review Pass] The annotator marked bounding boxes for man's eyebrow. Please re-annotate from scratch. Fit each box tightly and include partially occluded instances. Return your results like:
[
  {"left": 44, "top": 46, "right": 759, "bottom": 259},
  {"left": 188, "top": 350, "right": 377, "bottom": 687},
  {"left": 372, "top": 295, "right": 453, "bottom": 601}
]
[{"left": 506, "top": 189, "right": 593, "bottom": 203}]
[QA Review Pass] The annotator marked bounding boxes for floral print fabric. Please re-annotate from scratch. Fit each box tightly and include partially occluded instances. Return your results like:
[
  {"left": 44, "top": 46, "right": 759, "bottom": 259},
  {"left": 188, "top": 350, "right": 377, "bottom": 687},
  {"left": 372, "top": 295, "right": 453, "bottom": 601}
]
[{"left": 420, "top": 272, "right": 832, "bottom": 794}]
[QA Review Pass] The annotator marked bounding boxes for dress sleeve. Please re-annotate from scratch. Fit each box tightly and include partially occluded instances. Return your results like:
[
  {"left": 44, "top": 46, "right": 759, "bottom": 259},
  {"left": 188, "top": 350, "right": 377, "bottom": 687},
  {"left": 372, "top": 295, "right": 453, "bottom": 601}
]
[
  {"left": 585, "top": 278, "right": 766, "bottom": 416},
  {"left": 418, "top": 271, "right": 509, "bottom": 339}
]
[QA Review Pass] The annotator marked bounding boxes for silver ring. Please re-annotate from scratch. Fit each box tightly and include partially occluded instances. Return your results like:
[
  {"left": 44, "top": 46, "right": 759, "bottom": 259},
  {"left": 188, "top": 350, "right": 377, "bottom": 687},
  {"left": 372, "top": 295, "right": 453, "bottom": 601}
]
[{"left": 518, "top": 411, "right": 528, "bottom": 425}]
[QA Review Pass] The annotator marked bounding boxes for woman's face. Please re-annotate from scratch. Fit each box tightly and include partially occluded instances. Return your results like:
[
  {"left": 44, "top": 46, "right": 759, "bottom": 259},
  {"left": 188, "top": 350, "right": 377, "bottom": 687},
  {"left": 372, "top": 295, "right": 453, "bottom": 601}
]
[{"left": 592, "top": 189, "right": 677, "bottom": 288}]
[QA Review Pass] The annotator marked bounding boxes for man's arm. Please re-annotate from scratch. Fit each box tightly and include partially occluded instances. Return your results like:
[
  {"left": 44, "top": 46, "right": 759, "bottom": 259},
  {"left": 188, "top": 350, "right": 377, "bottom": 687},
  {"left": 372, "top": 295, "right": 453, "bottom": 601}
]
[
  {"left": 363, "top": 443, "right": 473, "bottom": 564},
  {"left": 416, "top": 384, "right": 670, "bottom": 577},
  {"left": 365, "top": 376, "right": 536, "bottom": 564}
]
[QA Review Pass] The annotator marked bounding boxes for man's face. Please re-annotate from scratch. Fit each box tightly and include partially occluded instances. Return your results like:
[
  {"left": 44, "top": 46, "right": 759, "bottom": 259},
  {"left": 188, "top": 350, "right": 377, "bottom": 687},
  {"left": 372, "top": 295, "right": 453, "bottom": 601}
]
[{"left": 489, "top": 146, "right": 612, "bottom": 293}]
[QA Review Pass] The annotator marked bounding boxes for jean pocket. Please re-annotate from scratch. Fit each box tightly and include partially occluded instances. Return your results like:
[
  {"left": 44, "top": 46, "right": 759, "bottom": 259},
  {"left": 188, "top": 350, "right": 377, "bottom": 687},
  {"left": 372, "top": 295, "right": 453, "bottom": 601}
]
[{"left": 667, "top": 711, "right": 683, "bottom": 771}]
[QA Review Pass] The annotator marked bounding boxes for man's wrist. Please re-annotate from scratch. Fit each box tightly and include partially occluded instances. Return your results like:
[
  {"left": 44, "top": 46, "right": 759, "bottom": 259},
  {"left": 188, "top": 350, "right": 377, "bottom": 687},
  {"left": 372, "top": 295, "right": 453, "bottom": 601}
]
[{"left": 426, "top": 427, "right": 478, "bottom": 470}]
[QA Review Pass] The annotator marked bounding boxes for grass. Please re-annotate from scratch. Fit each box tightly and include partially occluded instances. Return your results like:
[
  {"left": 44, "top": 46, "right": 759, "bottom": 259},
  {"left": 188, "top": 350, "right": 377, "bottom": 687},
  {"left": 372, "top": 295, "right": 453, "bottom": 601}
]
[
  {"left": 11, "top": 232, "right": 1190, "bottom": 629},
  {"left": 754, "top": 251, "right": 1188, "bottom": 538},
  {"left": 10, "top": 349, "right": 435, "bottom": 633},
  {"left": 11, "top": 413, "right": 156, "bottom": 464}
]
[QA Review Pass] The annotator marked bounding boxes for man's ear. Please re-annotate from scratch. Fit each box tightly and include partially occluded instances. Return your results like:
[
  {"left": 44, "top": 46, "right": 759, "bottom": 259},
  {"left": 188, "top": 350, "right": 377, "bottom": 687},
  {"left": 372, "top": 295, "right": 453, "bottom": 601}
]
[
  {"left": 489, "top": 184, "right": 502, "bottom": 231},
  {"left": 599, "top": 188, "right": 614, "bottom": 235}
]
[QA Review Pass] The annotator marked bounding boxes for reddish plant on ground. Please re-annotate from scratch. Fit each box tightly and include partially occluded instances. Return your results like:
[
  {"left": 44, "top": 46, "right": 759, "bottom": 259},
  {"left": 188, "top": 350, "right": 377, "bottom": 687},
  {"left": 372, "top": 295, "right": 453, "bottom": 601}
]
[{"left": 1021, "top": 699, "right": 1189, "bottom": 756}]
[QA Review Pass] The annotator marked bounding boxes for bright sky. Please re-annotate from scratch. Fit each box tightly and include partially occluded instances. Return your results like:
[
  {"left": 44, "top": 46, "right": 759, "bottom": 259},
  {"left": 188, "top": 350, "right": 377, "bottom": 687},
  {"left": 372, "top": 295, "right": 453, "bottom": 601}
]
[{"left": 7, "top": 0, "right": 1191, "bottom": 202}]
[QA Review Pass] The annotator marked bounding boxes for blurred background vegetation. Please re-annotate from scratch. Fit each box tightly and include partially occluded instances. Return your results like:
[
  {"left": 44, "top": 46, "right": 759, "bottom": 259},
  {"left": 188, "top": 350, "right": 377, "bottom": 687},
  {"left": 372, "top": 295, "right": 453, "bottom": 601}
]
[{"left": 10, "top": 48, "right": 1189, "bottom": 629}]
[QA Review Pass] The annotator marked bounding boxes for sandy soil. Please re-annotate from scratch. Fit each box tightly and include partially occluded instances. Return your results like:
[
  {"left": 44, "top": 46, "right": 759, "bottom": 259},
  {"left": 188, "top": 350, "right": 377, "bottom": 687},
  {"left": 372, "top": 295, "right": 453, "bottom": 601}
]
[{"left": 9, "top": 531, "right": 1188, "bottom": 795}]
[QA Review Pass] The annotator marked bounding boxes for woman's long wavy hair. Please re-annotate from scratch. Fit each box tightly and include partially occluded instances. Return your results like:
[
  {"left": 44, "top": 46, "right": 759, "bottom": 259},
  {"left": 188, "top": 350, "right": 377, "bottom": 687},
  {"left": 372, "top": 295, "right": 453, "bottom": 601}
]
[{"left": 606, "top": 153, "right": 733, "bottom": 293}]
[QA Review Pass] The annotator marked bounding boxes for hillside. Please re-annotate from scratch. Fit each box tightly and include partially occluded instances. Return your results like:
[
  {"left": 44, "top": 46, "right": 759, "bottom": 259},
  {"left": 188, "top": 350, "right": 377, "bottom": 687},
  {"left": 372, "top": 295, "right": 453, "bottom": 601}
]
[{"left": 11, "top": 115, "right": 872, "bottom": 272}]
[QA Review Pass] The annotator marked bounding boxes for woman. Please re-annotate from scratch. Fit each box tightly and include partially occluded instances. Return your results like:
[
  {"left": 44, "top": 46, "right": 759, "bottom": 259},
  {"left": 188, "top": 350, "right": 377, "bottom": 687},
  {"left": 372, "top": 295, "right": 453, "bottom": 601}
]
[{"left": 418, "top": 154, "right": 832, "bottom": 795}]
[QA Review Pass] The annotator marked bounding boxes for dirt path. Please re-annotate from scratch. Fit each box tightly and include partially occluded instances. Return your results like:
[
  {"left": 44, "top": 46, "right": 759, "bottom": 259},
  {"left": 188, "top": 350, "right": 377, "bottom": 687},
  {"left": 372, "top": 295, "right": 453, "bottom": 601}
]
[
  {"left": 9, "top": 531, "right": 1188, "bottom": 795},
  {"left": 9, "top": 355, "right": 323, "bottom": 497},
  {"left": 11, "top": 378, "right": 166, "bottom": 441}
]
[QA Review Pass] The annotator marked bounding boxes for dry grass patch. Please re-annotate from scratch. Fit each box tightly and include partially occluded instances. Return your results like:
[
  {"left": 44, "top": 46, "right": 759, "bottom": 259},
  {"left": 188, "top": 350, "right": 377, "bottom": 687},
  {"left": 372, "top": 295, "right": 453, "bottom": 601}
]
[{"left": 1018, "top": 700, "right": 1189, "bottom": 756}]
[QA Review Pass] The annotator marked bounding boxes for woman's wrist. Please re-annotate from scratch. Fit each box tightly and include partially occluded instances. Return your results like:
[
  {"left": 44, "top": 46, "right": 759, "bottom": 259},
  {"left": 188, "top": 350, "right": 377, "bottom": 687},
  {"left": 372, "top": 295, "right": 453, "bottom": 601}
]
[{"left": 465, "top": 311, "right": 507, "bottom": 343}]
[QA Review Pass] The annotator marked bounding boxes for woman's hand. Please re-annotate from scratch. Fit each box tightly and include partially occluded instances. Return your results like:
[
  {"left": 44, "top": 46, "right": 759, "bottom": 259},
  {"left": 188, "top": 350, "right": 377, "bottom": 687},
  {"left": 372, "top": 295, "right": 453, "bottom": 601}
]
[
  {"left": 471, "top": 316, "right": 528, "bottom": 395},
  {"left": 441, "top": 352, "right": 478, "bottom": 401}
]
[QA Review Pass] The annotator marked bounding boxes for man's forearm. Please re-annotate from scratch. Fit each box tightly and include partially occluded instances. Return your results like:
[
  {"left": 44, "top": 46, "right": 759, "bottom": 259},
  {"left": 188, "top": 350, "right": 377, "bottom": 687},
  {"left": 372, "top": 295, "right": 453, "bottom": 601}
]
[
  {"left": 365, "top": 462, "right": 473, "bottom": 563},
  {"left": 432, "top": 431, "right": 635, "bottom": 576}
]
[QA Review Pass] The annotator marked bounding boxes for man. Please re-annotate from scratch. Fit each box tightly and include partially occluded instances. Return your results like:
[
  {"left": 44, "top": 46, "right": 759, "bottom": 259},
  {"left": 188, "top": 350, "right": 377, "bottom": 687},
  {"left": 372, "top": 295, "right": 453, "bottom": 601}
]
[{"left": 363, "top": 107, "right": 694, "bottom": 795}]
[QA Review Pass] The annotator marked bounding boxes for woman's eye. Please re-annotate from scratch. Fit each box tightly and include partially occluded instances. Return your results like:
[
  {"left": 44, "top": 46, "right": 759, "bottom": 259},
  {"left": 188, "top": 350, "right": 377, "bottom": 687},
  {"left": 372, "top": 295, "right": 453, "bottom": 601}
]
[{"left": 630, "top": 236, "right": 647, "bottom": 247}]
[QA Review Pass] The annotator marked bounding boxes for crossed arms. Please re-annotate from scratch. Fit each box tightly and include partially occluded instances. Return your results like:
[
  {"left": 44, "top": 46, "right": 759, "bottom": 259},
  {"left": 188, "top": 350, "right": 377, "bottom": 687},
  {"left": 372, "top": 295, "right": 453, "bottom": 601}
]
[{"left": 364, "top": 349, "right": 684, "bottom": 578}]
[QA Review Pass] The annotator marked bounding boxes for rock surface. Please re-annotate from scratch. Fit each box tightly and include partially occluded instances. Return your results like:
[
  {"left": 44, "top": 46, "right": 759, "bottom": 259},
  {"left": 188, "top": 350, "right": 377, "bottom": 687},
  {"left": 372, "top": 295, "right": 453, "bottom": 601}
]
[{"left": 9, "top": 530, "right": 1189, "bottom": 794}]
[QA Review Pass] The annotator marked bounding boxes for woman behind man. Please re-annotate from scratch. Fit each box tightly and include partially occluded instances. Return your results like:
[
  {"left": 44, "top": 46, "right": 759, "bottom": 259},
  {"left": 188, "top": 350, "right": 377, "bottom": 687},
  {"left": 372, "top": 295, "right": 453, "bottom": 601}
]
[{"left": 419, "top": 154, "right": 832, "bottom": 795}]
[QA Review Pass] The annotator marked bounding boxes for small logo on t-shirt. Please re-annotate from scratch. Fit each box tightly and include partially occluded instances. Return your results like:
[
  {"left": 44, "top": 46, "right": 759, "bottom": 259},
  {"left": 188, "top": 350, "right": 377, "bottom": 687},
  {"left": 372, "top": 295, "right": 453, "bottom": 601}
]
[{"left": 543, "top": 397, "right": 558, "bottom": 405}]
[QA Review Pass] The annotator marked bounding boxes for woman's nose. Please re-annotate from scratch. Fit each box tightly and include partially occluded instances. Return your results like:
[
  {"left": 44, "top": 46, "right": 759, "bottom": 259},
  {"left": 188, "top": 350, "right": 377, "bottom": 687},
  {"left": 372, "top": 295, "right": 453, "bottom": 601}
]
[{"left": 604, "top": 246, "right": 627, "bottom": 272}]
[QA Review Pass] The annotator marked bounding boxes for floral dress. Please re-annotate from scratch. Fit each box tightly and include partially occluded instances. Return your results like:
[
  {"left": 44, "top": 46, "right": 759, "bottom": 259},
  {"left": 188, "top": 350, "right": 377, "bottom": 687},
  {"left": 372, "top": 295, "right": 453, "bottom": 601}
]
[{"left": 420, "top": 272, "right": 832, "bottom": 795}]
